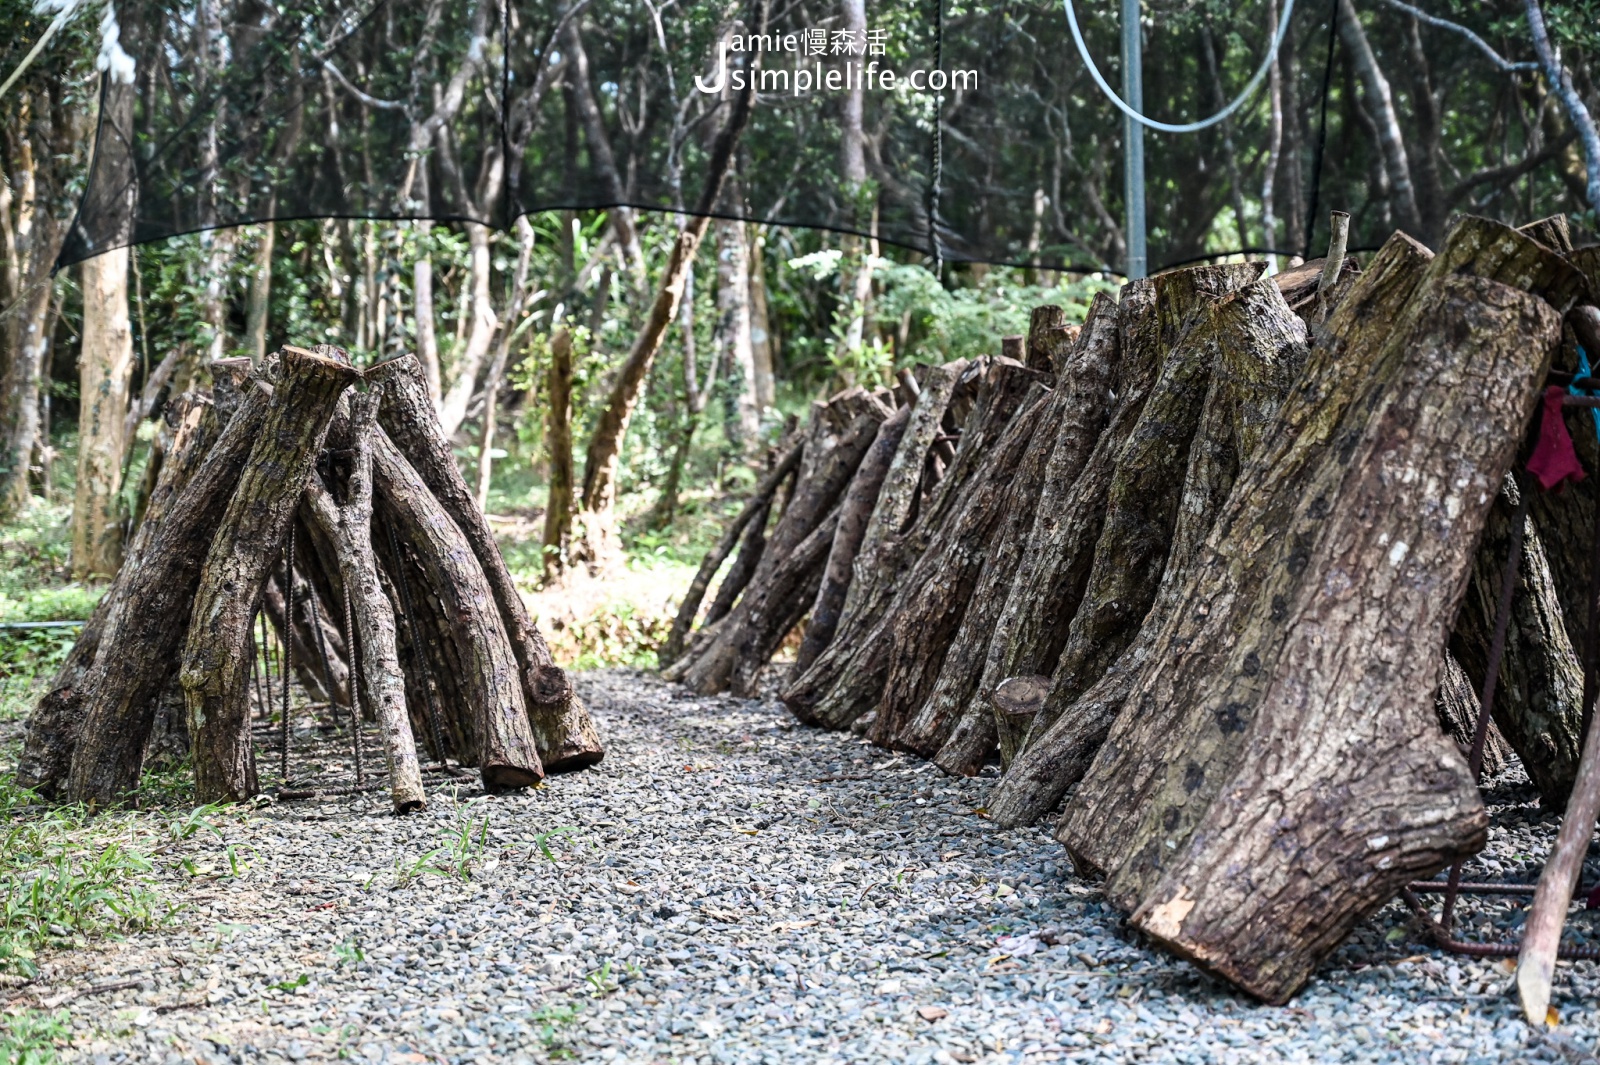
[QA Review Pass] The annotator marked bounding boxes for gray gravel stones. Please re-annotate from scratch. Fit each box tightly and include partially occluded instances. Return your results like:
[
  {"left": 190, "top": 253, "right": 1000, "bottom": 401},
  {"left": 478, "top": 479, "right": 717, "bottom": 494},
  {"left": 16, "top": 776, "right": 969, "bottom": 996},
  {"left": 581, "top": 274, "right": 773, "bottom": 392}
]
[{"left": 38, "top": 669, "right": 1600, "bottom": 1063}]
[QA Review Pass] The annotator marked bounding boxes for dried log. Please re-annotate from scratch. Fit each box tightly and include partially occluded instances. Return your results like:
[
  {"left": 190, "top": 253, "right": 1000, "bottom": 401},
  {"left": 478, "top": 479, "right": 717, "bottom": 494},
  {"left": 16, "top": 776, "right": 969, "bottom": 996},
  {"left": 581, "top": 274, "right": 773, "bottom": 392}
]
[
  {"left": 372, "top": 355, "right": 602, "bottom": 771},
  {"left": 1058, "top": 232, "right": 1439, "bottom": 886},
  {"left": 680, "top": 389, "right": 890, "bottom": 695},
  {"left": 1434, "top": 652, "right": 1512, "bottom": 779},
  {"left": 782, "top": 360, "right": 1040, "bottom": 729},
  {"left": 926, "top": 303, "right": 1122, "bottom": 773},
  {"left": 986, "top": 278, "right": 1308, "bottom": 821},
  {"left": 660, "top": 438, "right": 803, "bottom": 668},
  {"left": 1026, "top": 305, "right": 1080, "bottom": 376},
  {"left": 985, "top": 266, "right": 1263, "bottom": 765},
  {"left": 303, "top": 393, "right": 426, "bottom": 814},
  {"left": 794, "top": 406, "right": 911, "bottom": 675},
  {"left": 55, "top": 370, "right": 276, "bottom": 805},
  {"left": 1062, "top": 220, "right": 1567, "bottom": 1003},
  {"left": 17, "top": 393, "right": 217, "bottom": 796},
  {"left": 176, "top": 347, "right": 360, "bottom": 805},
  {"left": 371, "top": 422, "right": 545, "bottom": 790},
  {"left": 1450, "top": 477, "right": 1585, "bottom": 808},
  {"left": 868, "top": 383, "right": 1055, "bottom": 751},
  {"left": 261, "top": 565, "right": 348, "bottom": 707},
  {"left": 374, "top": 523, "right": 465, "bottom": 765}
]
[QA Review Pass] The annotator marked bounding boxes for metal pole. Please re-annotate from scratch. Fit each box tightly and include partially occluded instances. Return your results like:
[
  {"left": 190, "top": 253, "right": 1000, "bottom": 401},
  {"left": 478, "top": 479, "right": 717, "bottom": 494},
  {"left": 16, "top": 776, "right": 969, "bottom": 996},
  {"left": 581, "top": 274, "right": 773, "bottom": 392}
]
[{"left": 1121, "top": 0, "right": 1147, "bottom": 280}]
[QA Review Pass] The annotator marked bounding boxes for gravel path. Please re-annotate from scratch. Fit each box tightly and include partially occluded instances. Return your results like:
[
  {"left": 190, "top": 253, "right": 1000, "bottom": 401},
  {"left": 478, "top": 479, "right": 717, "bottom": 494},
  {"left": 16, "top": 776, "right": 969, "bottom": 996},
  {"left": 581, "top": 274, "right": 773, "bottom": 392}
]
[{"left": 31, "top": 669, "right": 1600, "bottom": 1064}]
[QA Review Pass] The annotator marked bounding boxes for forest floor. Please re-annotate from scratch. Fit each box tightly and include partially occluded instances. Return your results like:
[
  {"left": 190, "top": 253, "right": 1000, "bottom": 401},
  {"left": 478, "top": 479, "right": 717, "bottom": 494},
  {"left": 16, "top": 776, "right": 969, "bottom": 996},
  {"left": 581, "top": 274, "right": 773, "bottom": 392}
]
[{"left": 4, "top": 669, "right": 1600, "bottom": 1065}]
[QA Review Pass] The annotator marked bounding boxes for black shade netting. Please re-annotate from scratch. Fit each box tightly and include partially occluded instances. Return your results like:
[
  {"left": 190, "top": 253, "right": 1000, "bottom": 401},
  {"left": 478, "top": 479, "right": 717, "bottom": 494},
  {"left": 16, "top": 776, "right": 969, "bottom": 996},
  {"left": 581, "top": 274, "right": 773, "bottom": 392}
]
[{"left": 59, "top": 0, "right": 1592, "bottom": 273}]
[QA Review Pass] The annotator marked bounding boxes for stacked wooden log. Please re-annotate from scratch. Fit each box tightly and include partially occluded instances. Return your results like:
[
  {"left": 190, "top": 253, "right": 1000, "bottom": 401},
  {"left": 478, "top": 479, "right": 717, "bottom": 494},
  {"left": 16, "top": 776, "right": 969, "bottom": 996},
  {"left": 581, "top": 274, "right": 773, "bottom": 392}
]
[
  {"left": 17, "top": 348, "right": 602, "bottom": 813},
  {"left": 666, "top": 215, "right": 1598, "bottom": 1003}
]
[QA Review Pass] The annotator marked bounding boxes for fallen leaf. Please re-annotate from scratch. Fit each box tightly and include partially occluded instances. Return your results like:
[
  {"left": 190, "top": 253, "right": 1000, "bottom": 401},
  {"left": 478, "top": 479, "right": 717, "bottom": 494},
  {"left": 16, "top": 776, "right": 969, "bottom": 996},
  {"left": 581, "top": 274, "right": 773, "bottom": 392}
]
[
  {"left": 917, "top": 1005, "right": 948, "bottom": 1021},
  {"left": 1547, "top": 1005, "right": 1561, "bottom": 1027}
]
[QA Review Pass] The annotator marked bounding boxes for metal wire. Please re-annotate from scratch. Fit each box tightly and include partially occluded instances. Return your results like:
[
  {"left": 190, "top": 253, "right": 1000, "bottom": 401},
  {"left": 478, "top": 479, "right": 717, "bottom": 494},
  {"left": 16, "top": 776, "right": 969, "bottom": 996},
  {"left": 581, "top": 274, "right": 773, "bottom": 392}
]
[
  {"left": 281, "top": 529, "right": 293, "bottom": 782},
  {"left": 342, "top": 583, "right": 364, "bottom": 785}
]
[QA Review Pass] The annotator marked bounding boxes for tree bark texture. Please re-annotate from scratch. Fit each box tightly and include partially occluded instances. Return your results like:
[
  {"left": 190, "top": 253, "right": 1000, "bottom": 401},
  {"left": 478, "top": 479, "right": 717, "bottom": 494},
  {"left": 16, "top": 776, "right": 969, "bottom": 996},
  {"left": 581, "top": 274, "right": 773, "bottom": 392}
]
[
  {"left": 988, "top": 278, "right": 1309, "bottom": 825},
  {"left": 1119, "top": 274, "right": 1554, "bottom": 1004},
  {"left": 1435, "top": 651, "right": 1513, "bottom": 779},
  {"left": 794, "top": 406, "right": 911, "bottom": 675},
  {"left": 74, "top": 246, "right": 136, "bottom": 580},
  {"left": 370, "top": 421, "right": 545, "bottom": 790},
  {"left": 303, "top": 393, "right": 426, "bottom": 813},
  {"left": 372, "top": 354, "right": 603, "bottom": 771},
  {"left": 680, "top": 389, "right": 890, "bottom": 695},
  {"left": 1060, "top": 232, "right": 1438, "bottom": 888},
  {"left": 541, "top": 327, "right": 576, "bottom": 580},
  {"left": 17, "top": 393, "right": 218, "bottom": 796},
  {"left": 1059, "top": 220, "right": 1563, "bottom": 1004},
  {"left": 178, "top": 347, "right": 360, "bottom": 805},
  {"left": 1449, "top": 478, "right": 1584, "bottom": 808},
  {"left": 781, "top": 361, "right": 1039, "bottom": 730}
]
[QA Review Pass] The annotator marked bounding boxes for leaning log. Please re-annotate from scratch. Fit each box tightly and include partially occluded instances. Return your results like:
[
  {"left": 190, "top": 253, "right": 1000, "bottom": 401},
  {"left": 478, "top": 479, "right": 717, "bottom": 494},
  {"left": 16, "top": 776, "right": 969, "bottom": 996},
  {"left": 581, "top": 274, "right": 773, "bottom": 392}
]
[
  {"left": 371, "top": 422, "right": 545, "bottom": 790},
  {"left": 372, "top": 355, "right": 602, "bottom": 771},
  {"left": 1061, "top": 219, "right": 1566, "bottom": 1004},
  {"left": 176, "top": 347, "right": 360, "bottom": 805},
  {"left": 303, "top": 393, "right": 426, "bottom": 813},
  {"left": 58, "top": 368, "right": 276, "bottom": 805},
  {"left": 17, "top": 393, "right": 217, "bottom": 796}
]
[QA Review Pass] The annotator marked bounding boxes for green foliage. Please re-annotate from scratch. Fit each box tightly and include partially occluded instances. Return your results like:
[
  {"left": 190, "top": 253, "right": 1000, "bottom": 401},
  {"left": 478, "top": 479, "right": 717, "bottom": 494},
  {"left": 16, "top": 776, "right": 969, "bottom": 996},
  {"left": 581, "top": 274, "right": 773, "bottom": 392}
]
[
  {"left": 530, "top": 1002, "right": 581, "bottom": 1059},
  {"left": 0, "top": 779, "right": 174, "bottom": 979},
  {"left": 0, "top": 1009, "right": 71, "bottom": 1065}
]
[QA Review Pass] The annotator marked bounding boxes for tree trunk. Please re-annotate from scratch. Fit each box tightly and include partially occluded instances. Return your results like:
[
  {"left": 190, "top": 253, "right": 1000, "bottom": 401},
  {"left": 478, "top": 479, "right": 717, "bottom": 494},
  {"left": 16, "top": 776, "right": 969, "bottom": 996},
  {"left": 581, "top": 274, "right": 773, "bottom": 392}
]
[
  {"left": 245, "top": 222, "right": 275, "bottom": 364},
  {"left": 475, "top": 217, "right": 537, "bottom": 510},
  {"left": 303, "top": 393, "right": 426, "bottom": 813},
  {"left": 437, "top": 222, "right": 498, "bottom": 438},
  {"left": 1059, "top": 220, "right": 1567, "bottom": 1004},
  {"left": 541, "top": 327, "right": 576, "bottom": 581},
  {"left": 260, "top": 565, "right": 348, "bottom": 707},
  {"left": 413, "top": 221, "right": 443, "bottom": 405},
  {"left": 660, "top": 439, "right": 803, "bottom": 668},
  {"left": 988, "top": 278, "right": 1308, "bottom": 825},
  {"left": 927, "top": 307, "right": 1122, "bottom": 774},
  {"left": 1118, "top": 272, "right": 1555, "bottom": 1005},
  {"left": 1450, "top": 478, "right": 1585, "bottom": 808},
  {"left": 1336, "top": 0, "right": 1422, "bottom": 235},
  {"left": 716, "top": 218, "right": 760, "bottom": 449},
  {"left": 17, "top": 394, "right": 218, "bottom": 796},
  {"left": 749, "top": 228, "right": 777, "bottom": 410},
  {"left": 1435, "top": 651, "right": 1512, "bottom": 779},
  {"left": 74, "top": 247, "right": 136, "bottom": 580},
  {"left": 178, "top": 347, "right": 360, "bottom": 805},
  {"left": 794, "top": 406, "right": 910, "bottom": 675},
  {"left": 372, "top": 354, "right": 603, "bottom": 771}
]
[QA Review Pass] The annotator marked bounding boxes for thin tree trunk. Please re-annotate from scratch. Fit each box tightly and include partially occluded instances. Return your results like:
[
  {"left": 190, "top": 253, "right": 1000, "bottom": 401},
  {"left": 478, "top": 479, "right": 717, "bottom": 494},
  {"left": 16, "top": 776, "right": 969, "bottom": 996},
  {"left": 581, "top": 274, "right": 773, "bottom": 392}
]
[
  {"left": 716, "top": 218, "right": 760, "bottom": 449},
  {"left": 1336, "top": 0, "right": 1422, "bottom": 234},
  {"left": 541, "top": 327, "right": 576, "bottom": 580},
  {"left": 74, "top": 247, "right": 136, "bottom": 580},
  {"left": 303, "top": 393, "right": 426, "bottom": 813},
  {"left": 476, "top": 217, "right": 537, "bottom": 510},
  {"left": 245, "top": 221, "right": 275, "bottom": 364},
  {"left": 437, "top": 222, "right": 498, "bottom": 438},
  {"left": 749, "top": 227, "right": 776, "bottom": 409},
  {"left": 1525, "top": 0, "right": 1600, "bottom": 211},
  {"left": 413, "top": 221, "right": 443, "bottom": 404}
]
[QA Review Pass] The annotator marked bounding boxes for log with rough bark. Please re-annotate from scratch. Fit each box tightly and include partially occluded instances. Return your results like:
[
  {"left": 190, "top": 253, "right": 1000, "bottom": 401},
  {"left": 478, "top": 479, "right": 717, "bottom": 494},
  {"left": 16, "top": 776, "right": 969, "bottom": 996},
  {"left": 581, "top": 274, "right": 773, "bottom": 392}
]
[
  {"left": 303, "top": 392, "right": 426, "bottom": 813},
  {"left": 370, "top": 421, "right": 545, "bottom": 791},
  {"left": 985, "top": 266, "right": 1263, "bottom": 766},
  {"left": 986, "top": 277, "right": 1309, "bottom": 824},
  {"left": 177, "top": 347, "right": 361, "bottom": 805},
  {"left": 261, "top": 562, "right": 349, "bottom": 707},
  {"left": 777, "top": 362, "right": 968, "bottom": 709},
  {"left": 17, "top": 392, "right": 218, "bottom": 796},
  {"left": 783, "top": 360, "right": 1040, "bottom": 730},
  {"left": 57, "top": 367, "right": 277, "bottom": 805},
  {"left": 660, "top": 438, "right": 803, "bottom": 669},
  {"left": 1059, "top": 218, "right": 1567, "bottom": 1003},
  {"left": 372, "top": 355, "right": 603, "bottom": 771},
  {"left": 1434, "top": 652, "right": 1513, "bottom": 779},
  {"left": 794, "top": 406, "right": 911, "bottom": 675},
  {"left": 678, "top": 389, "right": 891, "bottom": 696},
  {"left": 1450, "top": 476, "right": 1585, "bottom": 808},
  {"left": 925, "top": 302, "right": 1122, "bottom": 773}
]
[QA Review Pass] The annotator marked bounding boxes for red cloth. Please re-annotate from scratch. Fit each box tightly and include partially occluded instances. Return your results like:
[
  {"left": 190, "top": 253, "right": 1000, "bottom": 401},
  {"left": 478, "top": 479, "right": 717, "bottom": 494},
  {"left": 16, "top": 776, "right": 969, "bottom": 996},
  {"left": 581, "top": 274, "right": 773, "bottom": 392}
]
[{"left": 1527, "top": 386, "right": 1586, "bottom": 491}]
